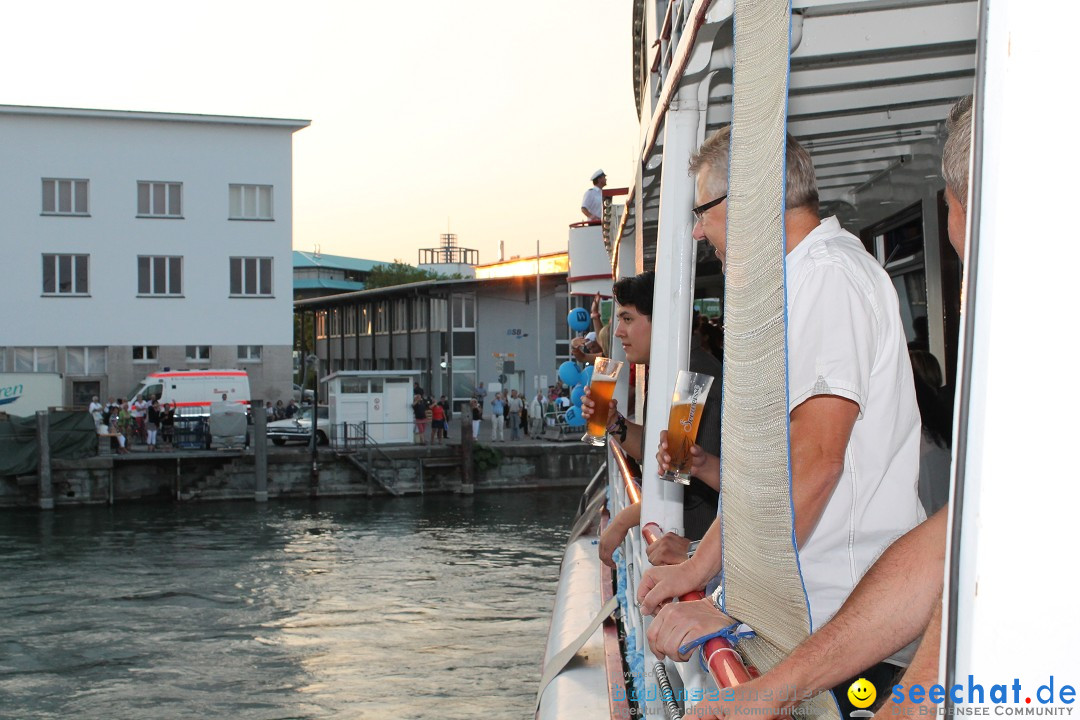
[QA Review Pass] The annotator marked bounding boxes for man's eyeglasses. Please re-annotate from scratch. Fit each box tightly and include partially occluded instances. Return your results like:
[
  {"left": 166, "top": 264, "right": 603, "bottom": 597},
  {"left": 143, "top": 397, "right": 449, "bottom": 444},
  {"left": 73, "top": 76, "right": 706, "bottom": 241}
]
[{"left": 692, "top": 194, "right": 727, "bottom": 221}]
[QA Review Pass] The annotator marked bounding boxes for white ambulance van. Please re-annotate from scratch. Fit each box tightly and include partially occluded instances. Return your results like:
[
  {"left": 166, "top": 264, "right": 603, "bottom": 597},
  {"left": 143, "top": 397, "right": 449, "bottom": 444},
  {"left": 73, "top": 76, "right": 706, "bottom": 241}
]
[{"left": 129, "top": 370, "right": 250, "bottom": 415}]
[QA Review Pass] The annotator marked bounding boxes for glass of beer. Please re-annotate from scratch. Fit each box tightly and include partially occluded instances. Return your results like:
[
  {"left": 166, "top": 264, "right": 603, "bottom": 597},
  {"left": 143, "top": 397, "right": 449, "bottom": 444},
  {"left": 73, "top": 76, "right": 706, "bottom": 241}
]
[
  {"left": 581, "top": 357, "right": 624, "bottom": 446},
  {"left": 662, "top": 370, "right": 715, "bottom": 484}
]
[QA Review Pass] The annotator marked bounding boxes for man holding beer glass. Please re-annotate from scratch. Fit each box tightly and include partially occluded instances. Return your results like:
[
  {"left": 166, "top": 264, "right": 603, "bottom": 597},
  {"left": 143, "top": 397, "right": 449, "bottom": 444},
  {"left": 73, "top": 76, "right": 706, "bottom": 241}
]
[
  {"left": 582, "top": 271, "right": 724, "bottom": 567},
  {"left": 638, "top": 129, "right": 923, "bottom": 715}
]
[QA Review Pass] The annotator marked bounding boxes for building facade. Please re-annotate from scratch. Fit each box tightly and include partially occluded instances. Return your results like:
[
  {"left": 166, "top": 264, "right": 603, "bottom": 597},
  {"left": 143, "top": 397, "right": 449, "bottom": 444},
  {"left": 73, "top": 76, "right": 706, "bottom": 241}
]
[
  {"left": 0, "top": 105, "right": 308, "bottom": 406},
  {"left": 298, "top": 268, "right": 580, "bottom": 415}
]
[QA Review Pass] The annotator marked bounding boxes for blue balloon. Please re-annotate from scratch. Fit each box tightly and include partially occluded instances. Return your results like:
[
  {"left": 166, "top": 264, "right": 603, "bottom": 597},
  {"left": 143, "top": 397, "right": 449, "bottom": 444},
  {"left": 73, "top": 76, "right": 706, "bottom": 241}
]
[
  {"left": 570, "top": 385, "right": 585, "bottom": 407},
  {"left": 580, "top": 364, "right": 595, "bottom": 387},
  {"left": 564, "top": 405, "right": 586, "bottom": 427},
  {"left": 558, "top": 361, "right": 581, "bottom": 387},
  {"left": 567, "top": 307, "right": 591, "bottom": 333}
]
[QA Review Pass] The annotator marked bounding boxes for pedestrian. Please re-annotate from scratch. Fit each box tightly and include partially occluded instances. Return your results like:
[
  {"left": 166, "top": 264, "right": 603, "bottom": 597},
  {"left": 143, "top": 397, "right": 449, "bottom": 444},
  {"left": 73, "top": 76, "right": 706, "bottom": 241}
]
[
  {"left": 469, "top": 397, "right": 482, "bottom": 439},
  {"left": 130, "top": 394, "right": 148, "bottom": 443},
  {"left": 490, "top": 392, "right": 505, "bottom": 442},
  {"left": 412, "top": 394, "right": 429, "bottom": 445},
  {"left": 529, "top": 391, "right": 546, "bottom": 438},
  {"left": 430, "top": 401, "right": 446, "bottom": 445},
  {"left": 507, "top": 390, "right": 523, "bottom": 441},
  {"left": 437, "top": 396, "right": 450, "bottom": 441},
  {"left": 146, "top": 400, "right": 161, "bottom": 451},
  {"left": 160, "top": 403, "right": 175, "bottom": 447}
]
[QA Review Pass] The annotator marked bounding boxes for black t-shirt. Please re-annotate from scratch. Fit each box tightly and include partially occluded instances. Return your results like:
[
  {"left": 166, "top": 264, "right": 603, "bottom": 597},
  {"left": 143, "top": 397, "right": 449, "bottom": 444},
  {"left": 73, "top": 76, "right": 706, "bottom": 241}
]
[
  {"left": 682, "top": 347, "right": 724, "bottom": 540},
  {"left": 413, "top": 399, "right": 429, "bottom": 420}
]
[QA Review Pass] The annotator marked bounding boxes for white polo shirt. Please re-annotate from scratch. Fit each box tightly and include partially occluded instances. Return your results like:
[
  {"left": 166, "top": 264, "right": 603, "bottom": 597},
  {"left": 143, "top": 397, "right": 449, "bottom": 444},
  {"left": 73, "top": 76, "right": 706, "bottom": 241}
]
[
  {"left": 581, "top": 186, "right": 602, "bottom": 220},
  {"left": 786, "top": 217, "right": 924, "bottom": 632}
]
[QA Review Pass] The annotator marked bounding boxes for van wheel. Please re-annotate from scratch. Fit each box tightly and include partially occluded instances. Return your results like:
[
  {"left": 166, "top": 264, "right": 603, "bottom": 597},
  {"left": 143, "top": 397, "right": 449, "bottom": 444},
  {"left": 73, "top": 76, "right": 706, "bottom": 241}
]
[
  {"left": 316, "top": 431, "right": 328, "bottom": 446},
  {"left": 271, "top": 438, "right": 286, "bottom": 446}
]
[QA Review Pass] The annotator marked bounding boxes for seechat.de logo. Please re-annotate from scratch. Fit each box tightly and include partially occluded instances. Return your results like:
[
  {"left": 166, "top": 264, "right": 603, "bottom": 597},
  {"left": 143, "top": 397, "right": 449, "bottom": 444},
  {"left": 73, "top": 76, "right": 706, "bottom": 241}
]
[{"left": 849, "top": 678, "right": 877, "bottom": 718}]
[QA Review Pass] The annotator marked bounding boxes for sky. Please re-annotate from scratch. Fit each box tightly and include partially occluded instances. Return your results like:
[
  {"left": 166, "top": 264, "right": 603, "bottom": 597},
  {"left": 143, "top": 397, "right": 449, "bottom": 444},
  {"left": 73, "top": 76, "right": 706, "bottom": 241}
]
[{"left": 4, "top": 0, "right": 640, "bottom": 265}]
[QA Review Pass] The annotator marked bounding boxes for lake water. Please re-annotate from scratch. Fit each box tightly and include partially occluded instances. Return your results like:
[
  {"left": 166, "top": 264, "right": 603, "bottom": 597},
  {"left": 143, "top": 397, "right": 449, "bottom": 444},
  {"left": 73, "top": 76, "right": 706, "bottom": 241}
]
[{"left": 0, "top": 489, "right": 582, "bottom": 719}]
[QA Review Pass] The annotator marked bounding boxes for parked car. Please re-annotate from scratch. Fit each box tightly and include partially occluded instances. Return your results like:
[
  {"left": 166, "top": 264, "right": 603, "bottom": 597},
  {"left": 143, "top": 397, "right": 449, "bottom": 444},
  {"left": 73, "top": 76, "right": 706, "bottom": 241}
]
[
  {"left": 267, "top": 405, "right": 329, "bottom": 446},
  {"left": 293, "top": 383, "right": 316, "bottom": 403}
]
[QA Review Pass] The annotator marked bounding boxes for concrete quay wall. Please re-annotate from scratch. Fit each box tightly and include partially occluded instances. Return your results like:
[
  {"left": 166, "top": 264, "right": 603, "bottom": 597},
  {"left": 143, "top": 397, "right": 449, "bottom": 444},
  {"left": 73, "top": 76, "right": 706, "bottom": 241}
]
[{"left": 0, "top": 443, "right": 605, "bottom": 508}]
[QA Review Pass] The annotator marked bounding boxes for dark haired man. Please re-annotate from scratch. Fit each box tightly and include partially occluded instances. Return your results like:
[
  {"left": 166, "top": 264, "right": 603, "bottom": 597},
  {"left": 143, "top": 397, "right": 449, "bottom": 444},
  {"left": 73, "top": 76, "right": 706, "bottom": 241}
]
[{"left": 583, "top": 270, "right": 724, "bottom": 567}]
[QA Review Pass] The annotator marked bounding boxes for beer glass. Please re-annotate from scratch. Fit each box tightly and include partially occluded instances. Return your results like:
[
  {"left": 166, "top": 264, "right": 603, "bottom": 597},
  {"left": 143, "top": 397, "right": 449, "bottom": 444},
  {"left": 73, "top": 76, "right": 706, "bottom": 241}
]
[
  {"left": 661, "top": 370, "right": 715, "bottom": 484},
  {"left": 581, "top": 357, "right": 625, "bottom": 446}
]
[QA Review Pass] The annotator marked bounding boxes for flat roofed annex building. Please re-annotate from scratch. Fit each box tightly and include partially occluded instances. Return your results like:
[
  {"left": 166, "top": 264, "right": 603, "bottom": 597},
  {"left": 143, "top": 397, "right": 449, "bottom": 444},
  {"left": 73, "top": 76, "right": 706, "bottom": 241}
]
[{"left": 0, "top": 104, "right": 309, "bottom": 406}]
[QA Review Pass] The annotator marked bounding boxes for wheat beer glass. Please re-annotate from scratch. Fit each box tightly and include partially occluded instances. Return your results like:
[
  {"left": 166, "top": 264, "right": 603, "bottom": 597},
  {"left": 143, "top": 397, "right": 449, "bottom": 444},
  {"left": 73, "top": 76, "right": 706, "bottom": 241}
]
[
  {"left": 582, "top": 357, "right": 625, "bottom": 446},
  {"left": 661, "top": 370, "right": 716, "bottom": 484}
]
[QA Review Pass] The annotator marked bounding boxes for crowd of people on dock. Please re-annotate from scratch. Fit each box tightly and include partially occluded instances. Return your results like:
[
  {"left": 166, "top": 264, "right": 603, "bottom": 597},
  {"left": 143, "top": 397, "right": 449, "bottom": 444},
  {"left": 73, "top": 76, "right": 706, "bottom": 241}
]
[
  {"left": 574, "top": 96, "right": 973, "bottom": 719},
  {"left": 88, "top": 394, "right": 175, "bottom": 454}
]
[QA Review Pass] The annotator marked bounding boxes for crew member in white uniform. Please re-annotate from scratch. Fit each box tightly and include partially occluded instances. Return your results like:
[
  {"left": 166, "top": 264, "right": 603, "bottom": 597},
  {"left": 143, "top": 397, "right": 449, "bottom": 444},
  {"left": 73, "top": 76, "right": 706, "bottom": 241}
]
[{"left": 580, "top": 169, "right": 606, "bottom": 222}]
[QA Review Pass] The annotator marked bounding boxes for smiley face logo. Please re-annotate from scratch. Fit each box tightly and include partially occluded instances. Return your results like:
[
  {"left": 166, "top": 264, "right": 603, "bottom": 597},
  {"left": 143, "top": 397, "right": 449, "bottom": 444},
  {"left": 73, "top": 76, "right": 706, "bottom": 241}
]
[{"left": 847, "top": 677, "right": 877, "bottom": 709}]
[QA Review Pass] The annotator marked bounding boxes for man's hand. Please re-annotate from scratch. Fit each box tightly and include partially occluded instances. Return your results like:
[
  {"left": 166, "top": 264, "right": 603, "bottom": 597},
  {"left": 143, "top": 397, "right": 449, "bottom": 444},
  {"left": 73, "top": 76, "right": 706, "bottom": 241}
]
[
  {"left": 647, "top": 597, "right": 732, "bottom": 661},
  {"left": 646, "top": 532, "right": 692, "bottom": 566},
  {"left": 638, "top": 562, "right": 707, "bottom": 615},
  {"left": 599, "top": 522, "right": 629, "bottom": 568},
  {"left": 581, "top": 385, "right": 618, "bottom": 423},
  {"left": 599, "top": 504, "right": 640, "bottom": 568},
  {"left": 657, "top": 431, "right": 721, "bottom": 490}
]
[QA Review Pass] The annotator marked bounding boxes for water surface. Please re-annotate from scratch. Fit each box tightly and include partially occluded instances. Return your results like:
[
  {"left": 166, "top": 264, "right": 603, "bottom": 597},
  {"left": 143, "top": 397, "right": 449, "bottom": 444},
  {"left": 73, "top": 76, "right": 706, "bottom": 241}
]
[{"left": 0, "top": 489, "right": 582, "bottom": 719}]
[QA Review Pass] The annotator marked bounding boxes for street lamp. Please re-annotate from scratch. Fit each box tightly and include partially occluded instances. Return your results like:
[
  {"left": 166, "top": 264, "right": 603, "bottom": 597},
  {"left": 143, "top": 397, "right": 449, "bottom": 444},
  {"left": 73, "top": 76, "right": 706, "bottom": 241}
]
[{"left": 305, "top": 353, "right": 319, "bottom": 485}]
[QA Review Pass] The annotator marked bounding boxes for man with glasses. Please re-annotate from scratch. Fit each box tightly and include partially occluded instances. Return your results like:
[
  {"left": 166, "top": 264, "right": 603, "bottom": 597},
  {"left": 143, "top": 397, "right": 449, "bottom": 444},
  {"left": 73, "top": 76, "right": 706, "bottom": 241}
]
[{"left": 641, "top": 128, "right": 924, "bottom": 716}]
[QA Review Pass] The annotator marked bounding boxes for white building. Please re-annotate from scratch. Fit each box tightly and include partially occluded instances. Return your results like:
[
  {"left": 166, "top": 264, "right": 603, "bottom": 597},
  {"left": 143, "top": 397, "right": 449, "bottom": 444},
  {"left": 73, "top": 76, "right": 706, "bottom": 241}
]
[{"left": 0, "top": 105, "right": 309, "bottom": 407}]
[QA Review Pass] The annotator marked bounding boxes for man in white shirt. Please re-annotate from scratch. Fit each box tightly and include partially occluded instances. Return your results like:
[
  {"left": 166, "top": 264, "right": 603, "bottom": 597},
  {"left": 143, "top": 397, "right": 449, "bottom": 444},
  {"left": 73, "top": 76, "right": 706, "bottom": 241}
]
[
  {"left": 640, "top": 127, "right": 923, "bottom": 715},
  {"left": 580, "top": 169, "right": 606, "bottom": 222}
]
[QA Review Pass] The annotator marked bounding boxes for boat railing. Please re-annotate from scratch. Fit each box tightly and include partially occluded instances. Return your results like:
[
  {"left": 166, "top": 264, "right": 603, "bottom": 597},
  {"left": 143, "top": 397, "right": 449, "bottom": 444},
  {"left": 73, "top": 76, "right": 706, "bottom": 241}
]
[{"left": 606, "top": 437, "right": 752, "bottom": 716}]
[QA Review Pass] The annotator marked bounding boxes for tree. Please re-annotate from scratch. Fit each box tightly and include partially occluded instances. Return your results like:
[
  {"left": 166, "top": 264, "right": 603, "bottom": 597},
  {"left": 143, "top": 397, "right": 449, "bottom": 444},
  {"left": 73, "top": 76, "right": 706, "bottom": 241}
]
[{"left": 364, "top": 261, "right": 442, "bottom": 289}]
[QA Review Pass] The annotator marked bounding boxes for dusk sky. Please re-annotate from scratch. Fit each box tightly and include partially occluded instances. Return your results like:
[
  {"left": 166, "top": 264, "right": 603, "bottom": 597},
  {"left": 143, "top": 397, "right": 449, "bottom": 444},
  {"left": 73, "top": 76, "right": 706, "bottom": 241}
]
[{"left": 5, "top": 0, "right": 640, "bottom": 265}]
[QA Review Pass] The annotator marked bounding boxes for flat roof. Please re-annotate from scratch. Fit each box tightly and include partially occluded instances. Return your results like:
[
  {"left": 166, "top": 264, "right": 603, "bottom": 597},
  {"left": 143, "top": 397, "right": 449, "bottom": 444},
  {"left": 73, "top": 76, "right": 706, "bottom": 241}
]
[
  {"left": 0, "top": 104, "right": 310, "bottom": 130},
  {"left": 293, "top": 272, "right": 568, "bottom": 310},
  {"left": 292, "top": 250, "right": 382, "bottom": 272}
]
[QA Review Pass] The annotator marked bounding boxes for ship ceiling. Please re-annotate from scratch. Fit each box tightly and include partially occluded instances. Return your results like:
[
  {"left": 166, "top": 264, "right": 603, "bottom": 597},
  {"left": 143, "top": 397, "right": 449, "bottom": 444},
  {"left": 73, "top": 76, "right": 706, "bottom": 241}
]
[{"left": 626, "top": 0, "right": 976, "bottom": 276}]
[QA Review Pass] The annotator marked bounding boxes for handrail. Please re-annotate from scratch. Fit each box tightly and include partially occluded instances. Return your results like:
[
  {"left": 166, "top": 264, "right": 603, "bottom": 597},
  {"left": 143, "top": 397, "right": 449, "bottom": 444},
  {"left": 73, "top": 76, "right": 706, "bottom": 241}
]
[{"left": 608, "top": 437, "right": 754, "bottom": 694}]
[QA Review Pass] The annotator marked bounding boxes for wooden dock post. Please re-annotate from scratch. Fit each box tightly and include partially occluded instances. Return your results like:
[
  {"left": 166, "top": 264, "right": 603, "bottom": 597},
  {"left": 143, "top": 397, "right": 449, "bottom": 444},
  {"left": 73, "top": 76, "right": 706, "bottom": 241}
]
[
  {"left": 459, "top": 409, "right": 474, "bottom": 494},
  {"left": 252, "top": 402, "right": 268, "bottom": 502},
  {"left": 37, "top": 411, "right": 54, "bottom": 510}
]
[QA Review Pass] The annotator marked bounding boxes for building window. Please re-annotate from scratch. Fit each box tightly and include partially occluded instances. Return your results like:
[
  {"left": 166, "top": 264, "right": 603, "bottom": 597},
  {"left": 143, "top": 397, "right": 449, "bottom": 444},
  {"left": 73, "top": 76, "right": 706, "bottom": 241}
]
[
  {"left": 230, "top": 257, "right": 273, "bottom": 297},
  {"left": 359, "top": 306, "right": 371, "bottom": 336},
  {"left": 393, "top": 299, "right": 408, "bottom": 333},
  {"left": 360, "top": 358, "right": 372, "bottom": 371},
  {"left": 185, "top": 345, "right": 211, "bottom": 362},
  {"left": 430, "top": 298, "right": 448, "bottom": 331},
  {"left": 237, "top": 345, "right": 262, "bottom": 362},
  {"left": 411, "top": 298, "right": 428, "bottom": 331},
  {"left": 42, "top": 179, "right": 89, "bottom": 215},
  {"left": 329, "top": 308, "right": 341, "bottom": 336},
  {"left": 0, "top": 348, "right": 6, "bottom": 373},
  {"left": 344, "top": 306, "right": 357, "bottom": 336},
  {"left": 137, "top": 256, "right": 183, "bottom": 296},
  {"left": 316, "top": 311, "right": 327, "bottom": 339},
  {"left": 15, "top": 347, "right": 58, "bottom": 373},
  {"left": 133, "top": 346, "right": 159, "bottom": 363},
  {"left": 451, "top": 356, "right": 477, "bottom": 403},
  {"left": 66, "top": 347, "right": 107, "bottom": 375},
  {"left": 137, "top": 181, "right": 183, "bottom": 218},
  {"left": 374, "top": 302, "right": 388, "bottom": 334},
  {"left": 452, "top": 295, "right": 476, "bottom": 329},
  {"left": 42, "top": 254, "right": 89, "bottom": 295},
  {"left": 229, "top": 184, "right": 273, "bottom": 220}
]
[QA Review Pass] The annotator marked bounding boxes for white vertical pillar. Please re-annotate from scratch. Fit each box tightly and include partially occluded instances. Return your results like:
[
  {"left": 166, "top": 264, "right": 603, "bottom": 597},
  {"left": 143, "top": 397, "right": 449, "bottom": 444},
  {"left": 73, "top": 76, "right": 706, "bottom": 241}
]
[{"left": 640, "top": 95, "right": 700, "bottom": 540}]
